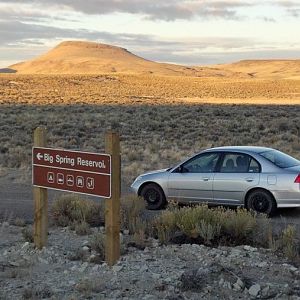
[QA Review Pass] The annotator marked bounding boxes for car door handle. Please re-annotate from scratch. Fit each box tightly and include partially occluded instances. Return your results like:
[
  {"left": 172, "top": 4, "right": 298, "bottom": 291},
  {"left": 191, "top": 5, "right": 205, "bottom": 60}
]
[
  {"left": 245, "top": 178, "right": 254, "bottom": 182},
  {"left": 202, "top": 177, "right": 209, "bottom": 181}
]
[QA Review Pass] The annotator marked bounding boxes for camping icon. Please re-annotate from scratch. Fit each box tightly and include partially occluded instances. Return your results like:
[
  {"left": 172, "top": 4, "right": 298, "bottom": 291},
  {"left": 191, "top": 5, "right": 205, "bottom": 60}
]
[{"left": 47, "top": 172, "right": 54, "bottom": 183}]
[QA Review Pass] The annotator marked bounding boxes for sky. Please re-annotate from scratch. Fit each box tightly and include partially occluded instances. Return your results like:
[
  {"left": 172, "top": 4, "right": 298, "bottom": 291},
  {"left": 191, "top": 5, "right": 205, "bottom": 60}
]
[{"left": 0, "top": 0, "right": 300, "bottom": 67}]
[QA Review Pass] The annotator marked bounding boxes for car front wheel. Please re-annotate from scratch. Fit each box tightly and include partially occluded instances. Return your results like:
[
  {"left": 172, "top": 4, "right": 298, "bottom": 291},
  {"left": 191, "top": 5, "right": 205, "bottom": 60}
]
[
  {"left": 140, "top": 183, "right": 166, "bottom": 210},
  {"left": 246, "top": 189, "right": 277, "bottom": 216}
]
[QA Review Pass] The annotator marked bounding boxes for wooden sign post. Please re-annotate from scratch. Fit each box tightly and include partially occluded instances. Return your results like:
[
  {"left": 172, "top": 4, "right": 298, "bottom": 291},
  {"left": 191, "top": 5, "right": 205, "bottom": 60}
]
[
  {"left": 33, "top": 127, "right": 48, "bottom": 249},
  {"left": 105, "top": 131, "right": 121, "bottom": 266},
  {"left": 32, "top": 128, "right": 121, "bottom": 265}
]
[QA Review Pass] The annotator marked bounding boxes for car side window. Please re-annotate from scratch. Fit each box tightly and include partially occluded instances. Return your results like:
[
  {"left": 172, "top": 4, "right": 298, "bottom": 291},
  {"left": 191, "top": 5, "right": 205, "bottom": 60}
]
[
  {"left": 182, "top": 153, "right": 219, "bottom": 173},
  {"left": 248, "top": 158, "right": 260, "bottom": 173},
  {"left": 220, "top": 153, "right": 260, "bottom": 173}
]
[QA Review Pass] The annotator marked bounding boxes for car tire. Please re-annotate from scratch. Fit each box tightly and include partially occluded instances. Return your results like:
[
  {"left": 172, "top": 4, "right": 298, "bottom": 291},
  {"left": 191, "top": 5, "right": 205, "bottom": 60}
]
[
  {"left": 246, "top": 189, "right": 277, "bottom": 216},
  {"left": 140, "top": 183, "right": 166, "bottom": 210}
]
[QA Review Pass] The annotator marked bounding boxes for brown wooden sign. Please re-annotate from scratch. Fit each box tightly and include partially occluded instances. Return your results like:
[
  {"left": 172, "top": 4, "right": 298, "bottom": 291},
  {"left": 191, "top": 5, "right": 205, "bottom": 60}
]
[{"left": 32, "top": 147, "right": 111, "bottom": 198}]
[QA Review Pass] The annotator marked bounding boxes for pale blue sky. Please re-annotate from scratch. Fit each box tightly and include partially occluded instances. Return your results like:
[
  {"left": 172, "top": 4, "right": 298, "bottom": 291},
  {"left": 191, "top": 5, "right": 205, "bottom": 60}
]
[{"left": 0, "top": 0, "right": 299, "bottom": 67}]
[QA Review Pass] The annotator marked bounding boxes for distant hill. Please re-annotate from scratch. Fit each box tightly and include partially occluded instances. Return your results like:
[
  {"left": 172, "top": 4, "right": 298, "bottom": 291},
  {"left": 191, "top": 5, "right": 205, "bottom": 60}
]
[
  {"left": 217, "top": 59, "right": 300, "bottom": 79},
  {"left": 8, "top": 41, "right": 246, "bottom": 78},
  {"left": 8, "top": 41, "right": 300, "bottom": 78}
]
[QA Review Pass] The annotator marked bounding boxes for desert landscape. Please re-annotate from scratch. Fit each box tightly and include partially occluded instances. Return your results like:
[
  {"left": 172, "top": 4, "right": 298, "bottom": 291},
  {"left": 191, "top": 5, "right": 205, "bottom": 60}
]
[
  {"left": 1, "top": 40, "right": 300, "bottom": 299},
  {"left": 1, "top": 41, "right": 300, "bottom": 217}
]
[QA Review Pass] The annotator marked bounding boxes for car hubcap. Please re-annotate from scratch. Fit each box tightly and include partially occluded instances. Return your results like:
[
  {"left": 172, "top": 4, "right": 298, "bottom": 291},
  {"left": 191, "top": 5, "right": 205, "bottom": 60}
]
[
  {"left": 252, "top": 195, "right": 269, "bottom": 213},
  {"left": 145, "top": 189, "right": 160, "bottom": 203}
]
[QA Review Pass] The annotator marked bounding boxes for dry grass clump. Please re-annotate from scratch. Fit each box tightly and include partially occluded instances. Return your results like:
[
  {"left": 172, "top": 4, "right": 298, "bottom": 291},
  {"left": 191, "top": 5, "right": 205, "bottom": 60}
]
[
  {"left": 268, "top": 225, "right": 300, "bottom": 261},
  {"left": 12, "top": 217, "right": 26, "bottom": 227},
  {"left": 153, "top": 205, "right": 263, "bottom": 247},
  {"left": 75, "top": 278, "right": 105, "bottom": 295},
  {"left": 152, "top": 205, "right": 300, "bottom": 261},
  {"left": 120, "top": 194, "right": 145, "bottom": 234},
  {"left": 222, "top": 208, "right": 257, "bottom": 240},
  {"left": 131, "top": 223, "right": 147, "bottom": 249},
  {"left": 71, "top": 221, "right": 92, "bottom": 236},
  {"left": 51, "top": 194, "right": 104, "bottom": 228},
  {"left": 154, "top": 210, "right": 178, "bottom": 245},
  {"left": 22, "top": 286, "right": 53, "bottom": 300},
  {"left": 121, "top": 195, "right": 151, "bottom": 249},
  {"left": 197, "top": 220, "right": 222, "bottom": 245},
  {"left": 279, "top": 225, "right": 299, "bottom": 261},
  {"left": 89, "top": 232, "right": 106, "bottom": 262},
  {"left": 21, "top": 226, "right": 34, "bottom": 243}
]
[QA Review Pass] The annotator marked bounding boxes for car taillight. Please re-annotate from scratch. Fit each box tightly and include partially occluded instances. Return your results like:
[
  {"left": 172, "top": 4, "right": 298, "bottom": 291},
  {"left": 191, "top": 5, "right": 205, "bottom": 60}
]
[{"left": 295, "top": 174, "right": 300, "bottom": 183}]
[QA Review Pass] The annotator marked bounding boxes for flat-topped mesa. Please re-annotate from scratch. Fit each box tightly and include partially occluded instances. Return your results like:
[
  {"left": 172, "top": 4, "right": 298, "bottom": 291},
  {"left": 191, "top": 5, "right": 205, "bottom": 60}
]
[
  {"left": 41, "top": 40, "right": 141, "bottom": 61},
  {"left": 8, "top": 40, "right": 156, "bottom": 74},
  {"left": 53, "top": 41, "right": 131, "bottom": 53}
]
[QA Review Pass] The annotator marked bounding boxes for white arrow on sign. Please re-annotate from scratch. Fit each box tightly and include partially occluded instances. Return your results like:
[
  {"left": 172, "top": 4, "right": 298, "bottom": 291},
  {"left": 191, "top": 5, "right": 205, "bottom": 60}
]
[{"left": 37, "top": 153, "right": 43, "bottom": 160}]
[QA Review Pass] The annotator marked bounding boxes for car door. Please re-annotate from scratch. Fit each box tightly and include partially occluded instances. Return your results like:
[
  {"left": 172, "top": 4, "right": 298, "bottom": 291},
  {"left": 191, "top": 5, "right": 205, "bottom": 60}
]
[
  {"left": 213, "top": 152, "right": 261, "bottom": 205},
  {"left": 167, "top": 152, "right": 221, "bottom": 202}
]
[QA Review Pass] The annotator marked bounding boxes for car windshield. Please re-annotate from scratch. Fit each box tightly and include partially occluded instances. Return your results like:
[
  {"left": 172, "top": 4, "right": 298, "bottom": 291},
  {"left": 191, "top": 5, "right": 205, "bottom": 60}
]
[{"left": 259, "top": 150, "right": 300, "bottom": 168}]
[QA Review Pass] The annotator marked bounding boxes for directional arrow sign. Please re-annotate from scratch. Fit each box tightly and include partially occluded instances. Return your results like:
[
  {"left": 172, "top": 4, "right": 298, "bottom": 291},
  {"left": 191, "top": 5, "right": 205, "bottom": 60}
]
[
  {"left": 32, "top": 147, "right": 111, "bottom": 198},
  {"left": 37, "top": 153, "right": 43, "bottom": 160}
]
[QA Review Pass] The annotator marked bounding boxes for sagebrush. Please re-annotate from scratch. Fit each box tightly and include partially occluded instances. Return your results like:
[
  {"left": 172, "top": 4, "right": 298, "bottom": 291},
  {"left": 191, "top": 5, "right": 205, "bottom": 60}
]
[{"left": 51, "top": 194, "right": 104, "bottom": 227}]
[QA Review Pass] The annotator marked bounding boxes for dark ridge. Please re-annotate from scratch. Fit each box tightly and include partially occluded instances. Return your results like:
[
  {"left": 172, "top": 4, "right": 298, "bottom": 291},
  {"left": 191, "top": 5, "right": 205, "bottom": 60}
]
[{"left": 0, "top": 68, "right": 17, "bottom": 73}]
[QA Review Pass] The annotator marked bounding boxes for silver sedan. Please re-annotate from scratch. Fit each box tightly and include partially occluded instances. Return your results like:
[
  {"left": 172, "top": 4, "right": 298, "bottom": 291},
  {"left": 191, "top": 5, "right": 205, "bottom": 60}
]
[{"left": 131, "top": 146, "right": 300, "bottom": 215}]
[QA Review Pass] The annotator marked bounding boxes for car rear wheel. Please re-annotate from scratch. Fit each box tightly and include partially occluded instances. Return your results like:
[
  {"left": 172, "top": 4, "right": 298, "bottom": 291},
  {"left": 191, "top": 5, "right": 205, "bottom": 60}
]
[
  {"left": 140, "top": 183, "right": 166, "bottom": 210},
  {"left": 246, "top": 189, "right": 277, "bottom": 216}
]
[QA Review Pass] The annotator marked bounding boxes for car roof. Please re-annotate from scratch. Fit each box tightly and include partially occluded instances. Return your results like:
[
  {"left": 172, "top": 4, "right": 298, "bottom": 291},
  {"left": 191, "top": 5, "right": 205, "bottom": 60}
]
[{"left": 204, "top": 146, "right": 273, "bottom": 153}]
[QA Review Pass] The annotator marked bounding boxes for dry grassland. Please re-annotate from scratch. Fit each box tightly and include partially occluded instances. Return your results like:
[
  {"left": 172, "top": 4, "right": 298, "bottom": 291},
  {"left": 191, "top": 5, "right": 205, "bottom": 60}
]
[
  {"left": 0, "top": 74, "right": 300, "bottom": 184},
  {"left": 1, "top": 74, "right": 300, "bottom": 105}
]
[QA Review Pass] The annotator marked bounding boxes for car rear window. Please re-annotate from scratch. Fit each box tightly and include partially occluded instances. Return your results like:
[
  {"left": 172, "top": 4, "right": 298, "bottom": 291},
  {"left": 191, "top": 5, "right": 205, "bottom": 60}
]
[
  {"left": 220, "top": 153, "right": 260, "bottom": 173},
  {"left": 259, "top": 150, "right": 300, "bottom": 168}
]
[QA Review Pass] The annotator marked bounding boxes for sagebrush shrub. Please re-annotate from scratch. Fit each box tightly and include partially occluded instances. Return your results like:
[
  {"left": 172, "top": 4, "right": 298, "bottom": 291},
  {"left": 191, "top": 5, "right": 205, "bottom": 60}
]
[
  {"left": 120, "top": 194, "right": 145, "bottom": 234},
  {"left": 51, "top": 194, "right": 104, "bottom": 227},
  {"left": 197, "top": 220, "right": 221, "bottom": 244},
  {"left": 154, "top": 210, "right": 178, "bottom": 244},
  {"left": 152, "top": 205, "right": 261, "bottom": 246},
  {"left": 281, "top": 225, "right": 299, "bottom": 260},
  {"left": 176, "top": 207, "right": 200, "bottom": 238},
  {"left": 221, "top": 208, "right": 257, "bottom": 240},
  {"left": 73, "top": 221, "right": 92, "bottom": 236},
  {"left": 21, "top": 227, "right": 34, "bottom": 243},
  {"left": 90, "top": 232, "right": 105, "bottom": 260}
]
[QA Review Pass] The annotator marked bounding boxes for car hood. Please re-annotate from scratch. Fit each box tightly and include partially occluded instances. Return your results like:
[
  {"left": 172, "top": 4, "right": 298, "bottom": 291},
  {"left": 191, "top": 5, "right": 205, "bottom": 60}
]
[{"left": 140, "top": 168, "right": 169, "bottom": 177}]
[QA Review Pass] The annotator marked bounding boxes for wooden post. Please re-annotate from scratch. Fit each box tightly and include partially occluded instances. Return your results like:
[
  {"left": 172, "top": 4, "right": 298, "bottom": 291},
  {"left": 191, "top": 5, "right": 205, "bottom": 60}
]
[
  {"left": 105, "top": 131, "right": 121, "bottom": 266},
  {"left": 33, "top": 127, "right": 48, "bottom": 249}
]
